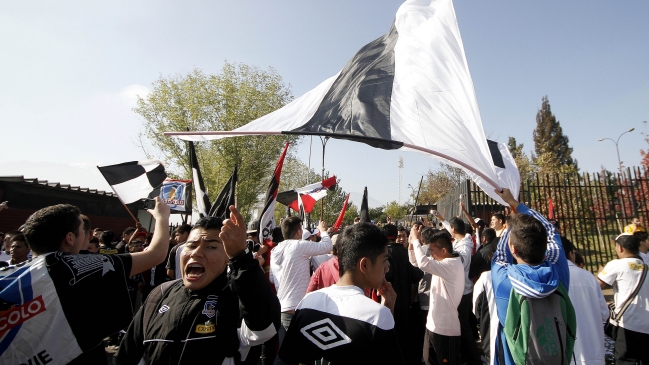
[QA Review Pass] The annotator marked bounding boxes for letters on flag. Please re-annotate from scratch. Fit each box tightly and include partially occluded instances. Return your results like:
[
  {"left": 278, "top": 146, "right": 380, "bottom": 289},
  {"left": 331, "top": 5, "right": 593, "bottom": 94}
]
[
  {"left": 164, "top": 0, "right": 520, "bottom": 205},
  {"left": 159, "top": 179, "right": 192, "bottom": 213},
  {"left": 98, "top": 160, "right": 167, "bottom": 204}
]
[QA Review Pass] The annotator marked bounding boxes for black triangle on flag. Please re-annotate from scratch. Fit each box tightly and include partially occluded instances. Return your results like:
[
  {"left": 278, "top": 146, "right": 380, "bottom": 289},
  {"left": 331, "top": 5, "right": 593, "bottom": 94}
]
[
  {"left": 189, "top": 141, "right": 212, "bottom": 217},
  {"left": 209, "top": 165, "right": 238, "bottom": 221},
  {"left": 359, "top": 187, "right": 370, "bottom": 223}
]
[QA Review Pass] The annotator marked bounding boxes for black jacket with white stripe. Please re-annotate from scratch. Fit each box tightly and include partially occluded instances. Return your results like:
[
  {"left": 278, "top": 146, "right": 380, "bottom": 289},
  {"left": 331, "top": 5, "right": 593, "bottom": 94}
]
[{"left": 115, "top": 251, "right": 280, "bottom": 365}]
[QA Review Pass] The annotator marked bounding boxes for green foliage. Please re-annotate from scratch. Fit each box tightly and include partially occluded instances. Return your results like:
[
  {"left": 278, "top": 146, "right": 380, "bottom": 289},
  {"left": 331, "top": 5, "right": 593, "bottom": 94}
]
[
  {"left": 416, "top": 163, "right": 468, "bottom": 205},
  {"left": 507, "top": 136, "right": 536, "bottom": 180},
  {"left": 532, "top": 96, "right": 578, "bottom": 173},
  {"left": 384, "top": 201, "right": 408, "bottom": 220},
  {"left": 133, "top": 63, "right": 300, "bottom": 222},
  {"left": 368, "top": 206, "right": 386, "bottom": 223}
]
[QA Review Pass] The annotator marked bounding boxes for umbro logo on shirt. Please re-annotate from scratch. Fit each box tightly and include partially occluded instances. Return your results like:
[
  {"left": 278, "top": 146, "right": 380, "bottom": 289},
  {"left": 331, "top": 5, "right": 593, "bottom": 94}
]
[
  {"left": 300, "top": 318, "right": 351, "bottom": 350},
  {"left": 158, "top": 305, "right": 170, "bottom": 314}
]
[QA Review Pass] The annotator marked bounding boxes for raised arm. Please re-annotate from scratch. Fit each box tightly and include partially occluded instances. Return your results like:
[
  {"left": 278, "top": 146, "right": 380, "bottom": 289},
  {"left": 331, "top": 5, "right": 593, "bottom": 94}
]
[
  {"left": 460, "top": 202, "right": 479, "bottom": 229},
  {"left": 129, "top": 197, "right": 170, "bottom": 276}
]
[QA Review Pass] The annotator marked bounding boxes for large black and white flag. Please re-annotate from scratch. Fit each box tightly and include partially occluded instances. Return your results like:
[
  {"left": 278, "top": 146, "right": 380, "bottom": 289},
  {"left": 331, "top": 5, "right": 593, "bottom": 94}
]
[
  {"left": 189, "top": 141, "right": 212, "bottom": 217},
  {"left": 208, "top": 165, "right": 238, "bottom": 220},
  {"left": 98, "top": 160, "right": 167, "bottom": 204},
  {"left": 165, "top": 0, "right": 519, "bottom": 205}
]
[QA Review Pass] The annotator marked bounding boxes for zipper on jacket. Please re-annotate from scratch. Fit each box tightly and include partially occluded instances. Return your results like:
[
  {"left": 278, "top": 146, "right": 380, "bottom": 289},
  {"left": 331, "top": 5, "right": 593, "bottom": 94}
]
[
  {"left": 512, "top": 296, "right": 526, "bottom": 341},
  {"left": 554, "top": 317, "right": 564, "bottom": 365}
]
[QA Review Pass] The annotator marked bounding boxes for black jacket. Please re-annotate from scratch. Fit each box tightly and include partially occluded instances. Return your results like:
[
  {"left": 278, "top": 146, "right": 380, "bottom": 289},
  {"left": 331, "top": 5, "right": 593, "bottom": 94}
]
[{"left": 115, "top": 251, "right": 280, "bottom": 364}]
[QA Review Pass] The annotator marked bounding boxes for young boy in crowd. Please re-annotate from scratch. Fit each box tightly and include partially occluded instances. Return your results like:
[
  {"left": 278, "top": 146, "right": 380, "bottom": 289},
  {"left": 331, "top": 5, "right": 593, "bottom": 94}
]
[{"left": 409, "top": 226, "right": 465, "bottom": 365}]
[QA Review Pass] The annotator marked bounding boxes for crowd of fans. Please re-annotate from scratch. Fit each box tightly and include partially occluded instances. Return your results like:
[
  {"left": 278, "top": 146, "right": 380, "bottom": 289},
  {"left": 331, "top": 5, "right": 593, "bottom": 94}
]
[{"left": 0, "top": 191, "right": 648, "bottom": 365}]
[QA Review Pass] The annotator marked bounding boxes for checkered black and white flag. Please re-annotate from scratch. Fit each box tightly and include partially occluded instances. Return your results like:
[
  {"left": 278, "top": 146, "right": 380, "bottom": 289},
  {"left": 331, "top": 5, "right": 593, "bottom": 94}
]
[{"left": 98, "top": 160, "right": 167, "bottom": 204}]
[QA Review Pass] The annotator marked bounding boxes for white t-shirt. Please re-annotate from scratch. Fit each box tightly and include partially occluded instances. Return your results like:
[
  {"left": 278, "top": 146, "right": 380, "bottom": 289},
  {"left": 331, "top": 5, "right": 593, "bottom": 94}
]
[
  {"left": 568, "top": 261, "right": 608, "bottom": 365},
  {"left": 270, "top": 234, "right": 332, "bottom": 312},
  {"left": 473, "top": 271, "right": 497, "bottom": 365},
  {"left": 412, "top": 239, "right": 465, "bottom": 336},
  {"left": 441, "top": 221, "right": 473, "bottom": 295},
  {"left": 598, "top": 257, "right": 649, "bottom": 334}
]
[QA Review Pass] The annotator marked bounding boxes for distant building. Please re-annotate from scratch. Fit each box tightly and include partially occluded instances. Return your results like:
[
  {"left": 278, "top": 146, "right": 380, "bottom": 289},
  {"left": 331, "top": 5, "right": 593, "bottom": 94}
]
[{"left": 0, "top": 176, "right": 137, "bottom": 234}]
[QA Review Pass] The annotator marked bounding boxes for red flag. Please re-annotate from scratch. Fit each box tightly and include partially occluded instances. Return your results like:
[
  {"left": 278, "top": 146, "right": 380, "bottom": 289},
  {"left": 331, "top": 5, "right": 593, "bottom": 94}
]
[
  {"left": 276, "top": 176, "right": 337, "bottom": 213},
  {"left": 333, "top": 193, "right": 351, "bottom": 232},
  {"left": 548, "top": 198, "right": 554, "bottom": 220},
  {"left": 258, "top": 142, "right": 290, "bottom": 245}
]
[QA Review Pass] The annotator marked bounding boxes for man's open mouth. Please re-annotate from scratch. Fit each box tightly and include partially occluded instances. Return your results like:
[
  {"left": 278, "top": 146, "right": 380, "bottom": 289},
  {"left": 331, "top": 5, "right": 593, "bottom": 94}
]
[{"left": 185, "top": 263, "right": 205, "bottom": 279}]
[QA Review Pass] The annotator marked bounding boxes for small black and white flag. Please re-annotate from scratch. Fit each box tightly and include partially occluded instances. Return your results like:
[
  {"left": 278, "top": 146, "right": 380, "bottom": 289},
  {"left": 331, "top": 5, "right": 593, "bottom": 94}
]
[
  {"left": 189, "top": 141, "right": 212, "bottom": 217},
  {"left": 165, "top": 0, "right": 520, "bottom": 205},
  {"left": 98, "top": 160, "right": 167, "bottom": 204}
]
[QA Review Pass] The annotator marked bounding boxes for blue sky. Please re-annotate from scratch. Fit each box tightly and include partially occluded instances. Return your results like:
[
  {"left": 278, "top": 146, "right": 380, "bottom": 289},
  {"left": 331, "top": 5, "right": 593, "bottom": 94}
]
[{"left": 1, "top": 0, "right": 647, "bottom": 207}]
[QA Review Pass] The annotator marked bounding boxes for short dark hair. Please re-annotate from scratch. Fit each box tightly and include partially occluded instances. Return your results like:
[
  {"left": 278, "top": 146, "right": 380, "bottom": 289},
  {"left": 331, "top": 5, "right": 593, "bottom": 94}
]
[
  {"left": 492, "top": 213, "right": 505, "bottom": 223},
  {"left": 123, "top": 227, "right": 136, "bottom": 236},
  {"left": 421, "top": 228, "right": 453, "bottom": 253},
  {"left": 174, "top": 224, "right": 193, "bottom": 235},
  {"left": 574, "top": 251, "right": 585, "bottom": 267},
  {"left": 382, "top": 224, "right": 398, "bottom": 240},
  {"left": 10, "top": 233, "right": 27, "bottom": 245},
  {"left": 100, "top": 230, "right": 115, "bottom": 245},
  {"left": 338, "top": 223, "right": 388, "bottom": 277},
  {"left": 615, "top": 234, "right": 639, "bottom": 252},
  {"left": 397, "top": 226, "right": 407, "bottom": 233},
  {"left": 508, "top": 214, "right": 547, "bottom": 265},
  {"left": 80, "top": 214, "right": 91, "bottom": 236},
  {"left": 448, "top": 217, "right": 466, "bottom": 235},
  {"left": 561, "top": 236, "right": 575, "bottom": 257},
  {"left": 482, "top": 228, "right": 496, "bottom": 244},
  {"left": 272, "top": 226, "right": 284, "bottom": 243},
  {"left": 633, "top": 231, "right": 648, "bottom": 243},
  {"left": 4, "top": 231, "right": 22, "bottom": 242},
  {"left": 89, "top": 237, "right": 99, "bottom": 245},
  {"left": 281, "top": 217, "right": 302, "bottom": 240},
  {"left": 22, "top": 204, "right": 82, "bottom": 254},
  {"left": 193, "top": 217, "right": 223, "bottom": 232}
]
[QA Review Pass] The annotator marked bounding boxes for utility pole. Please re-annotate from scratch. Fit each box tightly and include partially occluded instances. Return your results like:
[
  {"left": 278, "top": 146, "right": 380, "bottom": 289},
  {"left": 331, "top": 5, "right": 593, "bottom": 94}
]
[{"left": 398, "top": 157, "right": 403, "bottom": 204}]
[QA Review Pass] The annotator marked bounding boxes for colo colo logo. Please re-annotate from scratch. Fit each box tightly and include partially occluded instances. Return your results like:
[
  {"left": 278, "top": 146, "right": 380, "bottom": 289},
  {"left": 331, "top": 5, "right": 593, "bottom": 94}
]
[{"left": 0, "top": 296, "right": 46, "bottom": 337}]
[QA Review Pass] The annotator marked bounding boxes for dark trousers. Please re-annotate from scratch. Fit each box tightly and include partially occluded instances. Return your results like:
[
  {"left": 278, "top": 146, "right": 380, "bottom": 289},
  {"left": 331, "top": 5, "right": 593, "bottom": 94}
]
[
  {"left": 615, "top": 327, "right": 649, "bottom": 365},
  {"left": 458, "top": 293, "right": 481, "bottom": 365},
  {"left": 274, "top": 312, "right": 294, "bottom": 365},
  {"left": 261, "top": 332, "right": 278, "bottom": 365},
  {"left": 423, "top": 330, "right": 460, "bottom": 365}
]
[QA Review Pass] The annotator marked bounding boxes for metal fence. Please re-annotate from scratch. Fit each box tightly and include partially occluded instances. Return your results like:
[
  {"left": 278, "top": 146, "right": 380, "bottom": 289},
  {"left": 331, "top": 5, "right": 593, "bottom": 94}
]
[{"left": 437, "top": 166, "right": 649, "bottom": 273}]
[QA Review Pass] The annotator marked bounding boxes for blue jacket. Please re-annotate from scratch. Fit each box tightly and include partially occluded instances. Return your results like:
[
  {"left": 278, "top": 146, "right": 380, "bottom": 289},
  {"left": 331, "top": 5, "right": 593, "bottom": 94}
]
[{"left": 491, "top": 203, "right": 569, "bottom": 365}]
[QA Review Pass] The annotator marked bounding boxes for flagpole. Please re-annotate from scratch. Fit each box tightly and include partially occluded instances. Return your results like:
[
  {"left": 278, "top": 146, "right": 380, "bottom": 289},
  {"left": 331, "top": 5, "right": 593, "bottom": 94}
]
[
  {"left": 121, "top": 202, "right": 139, "bottom": 224},
  {"left": 319, "top": 136, "right": 330, "bottom": 221}
]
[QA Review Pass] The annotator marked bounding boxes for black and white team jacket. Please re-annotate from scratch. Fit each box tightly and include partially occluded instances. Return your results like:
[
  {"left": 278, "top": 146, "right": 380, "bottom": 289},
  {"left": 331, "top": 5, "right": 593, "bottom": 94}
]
[
  {"left": 115, "top": 251, "right": 280, "bottom": 365},
  {"left": 278, "top": 285, "right": 406, "bottom": 365}
]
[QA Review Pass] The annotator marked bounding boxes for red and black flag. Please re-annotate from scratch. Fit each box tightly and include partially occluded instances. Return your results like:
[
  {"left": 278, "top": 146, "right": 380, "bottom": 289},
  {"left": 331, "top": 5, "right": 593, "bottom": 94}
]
[
  {"left": 276, "top": 176, "right": 337, "bottom": 213},
  {"left": 258, "top": 142, "right": 290, "bottom": 244},
  {"left": 209, "top": 165, "right": 238, "bottom": 221},
  {"left": 189, "top": 141, "right": 211, "bottom": 217}
]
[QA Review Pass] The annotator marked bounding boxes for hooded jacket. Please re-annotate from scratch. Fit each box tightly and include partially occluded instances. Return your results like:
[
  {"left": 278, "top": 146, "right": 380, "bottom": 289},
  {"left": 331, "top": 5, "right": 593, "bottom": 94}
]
[{"left": 491, "top": 203, "right": 569, "bottom": 365}]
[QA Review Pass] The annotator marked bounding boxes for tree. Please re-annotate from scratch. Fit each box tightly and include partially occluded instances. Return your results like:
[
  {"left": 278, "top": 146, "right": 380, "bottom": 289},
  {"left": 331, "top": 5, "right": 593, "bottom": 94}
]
[
  {"left": 134, "top": 64, "right": 299, "bottom": 221},
  {"left": 384, "top": 201, "right": 408, "bottom": 220},
  {"left": 368, "top": 206, "right": 386, "bottom": 223},
  {"left": 416, "top": 163, "right": 468, "bottom": 204},
  {"left": 532, "top": 96, "right": 578, "bottom": 174},
  {"left": 507, "top": 136, "right": 536, "bottom": 180}
]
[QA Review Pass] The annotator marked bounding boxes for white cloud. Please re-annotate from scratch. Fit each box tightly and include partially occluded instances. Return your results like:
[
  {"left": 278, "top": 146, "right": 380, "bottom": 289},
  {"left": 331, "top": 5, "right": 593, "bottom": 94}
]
[{"left": 118, "top": 84, "right": 150, "bottom": 105}]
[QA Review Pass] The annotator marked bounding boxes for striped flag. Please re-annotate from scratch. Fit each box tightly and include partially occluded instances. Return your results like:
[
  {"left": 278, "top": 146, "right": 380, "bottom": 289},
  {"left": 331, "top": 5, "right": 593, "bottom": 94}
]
[
  {"left": 258, "top": 142, "right": 290, "bottom": 245},
  {"left": 164, "top": 0, "right": 520, "bottom": 206},
  {"left": 98, "top": 160, "right": 166, "bottom": 204},
  {"left": 189, "top": 141, "right": 211, "bottom": 217},
  {"left": 276, "top": 176, "right": 337, "bottom": 213}
]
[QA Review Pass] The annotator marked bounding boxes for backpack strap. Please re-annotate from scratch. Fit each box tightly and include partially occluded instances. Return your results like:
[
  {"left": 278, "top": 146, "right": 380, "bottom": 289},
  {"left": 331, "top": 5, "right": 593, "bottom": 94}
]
[
  {"left": 142, "top": 279, "right": 181, "bottom": 336},
  {"left": 611, "top": 261, "right": 647, "bottom": 322}
]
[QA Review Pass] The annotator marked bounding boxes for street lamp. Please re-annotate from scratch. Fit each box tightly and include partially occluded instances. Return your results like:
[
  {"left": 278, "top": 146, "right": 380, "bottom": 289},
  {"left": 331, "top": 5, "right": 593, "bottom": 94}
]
[{"left": 598, "top": 127, "right": 635, "bottom": 173}]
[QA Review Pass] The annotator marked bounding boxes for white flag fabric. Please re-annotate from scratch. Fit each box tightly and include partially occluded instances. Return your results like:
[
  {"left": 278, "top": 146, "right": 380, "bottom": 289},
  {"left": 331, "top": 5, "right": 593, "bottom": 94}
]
[
  {"left": 98, "top": 160, "right": 167, "bottom": 204},
  {"left": 165, "top": 0, "right": 519, "bottom": 204}
]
